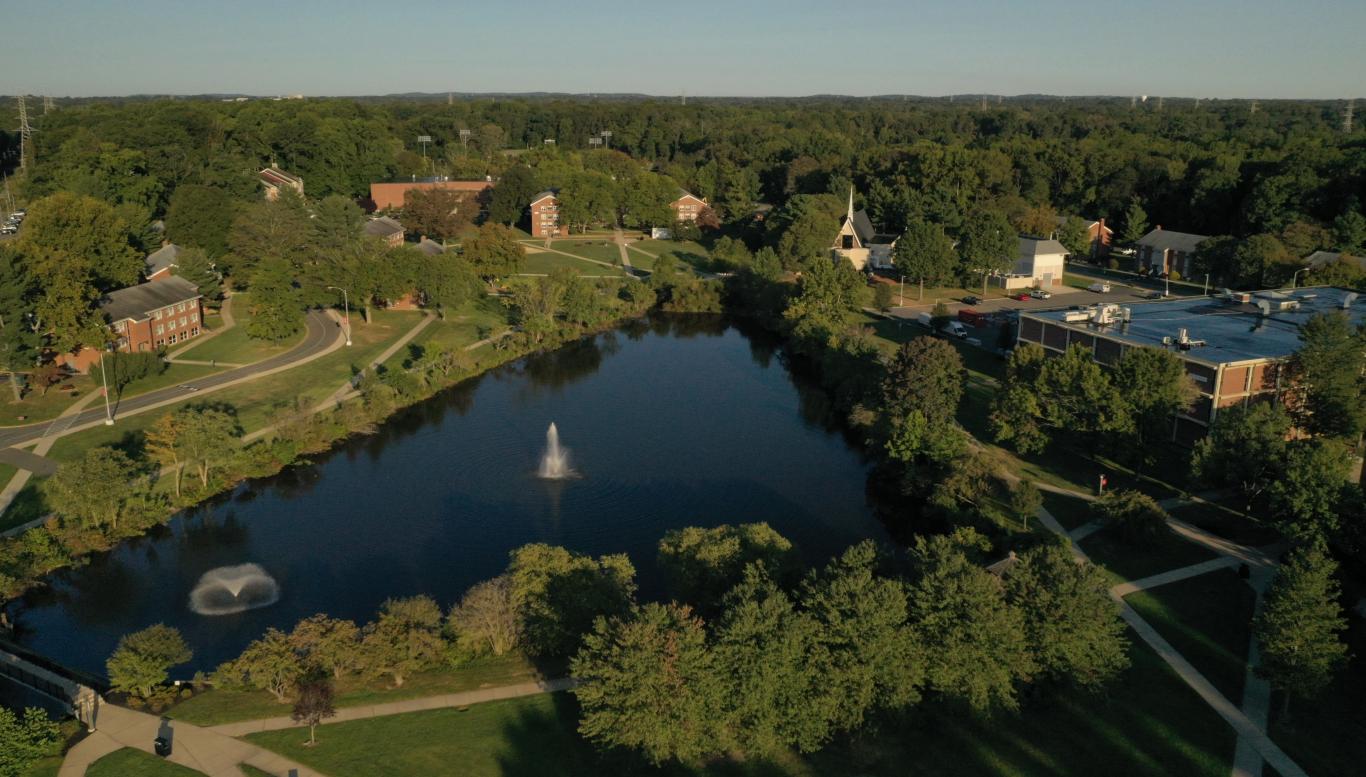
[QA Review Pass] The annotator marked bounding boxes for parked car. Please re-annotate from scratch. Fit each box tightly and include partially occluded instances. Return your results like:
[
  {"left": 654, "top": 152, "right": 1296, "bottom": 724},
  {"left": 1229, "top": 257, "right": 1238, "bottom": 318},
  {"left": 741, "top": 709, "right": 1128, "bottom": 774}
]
[
  {"left": 916, "top": 311, "right": 934, "bottom": 328},
  {"left": 1029, "top": 289, "right": 1052, "bottom": 300},
  {"left": 962, "top": 295, "right": 981, "bottom": 305},
  {"left": 1144, "top": 290, "right": 1167, "bottom": 300},
  {"left": 1088, "top": 282, "right": 1111, "bottom": 293},
  {"left": 941, "top": 320, "right": 969, "bottom": 339},
  {"left": 0, "top": 224, "right": 16, "bottom": 235},
  {"left": 1112, "top": 246, "right": 1136, "bottom": 257},
  {"left": 1011, "top": 292, "right": 1031, "bottom": 301}
]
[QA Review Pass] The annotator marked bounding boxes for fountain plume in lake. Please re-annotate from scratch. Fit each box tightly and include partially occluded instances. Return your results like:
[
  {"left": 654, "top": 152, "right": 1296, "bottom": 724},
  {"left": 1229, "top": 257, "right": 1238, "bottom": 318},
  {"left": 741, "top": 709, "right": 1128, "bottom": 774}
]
[
  {"left": 188, "top": 564, "right": 280, "bottom": 616},
  {"left": 538, "top": 422, "right": 575, "bottom": 479}
]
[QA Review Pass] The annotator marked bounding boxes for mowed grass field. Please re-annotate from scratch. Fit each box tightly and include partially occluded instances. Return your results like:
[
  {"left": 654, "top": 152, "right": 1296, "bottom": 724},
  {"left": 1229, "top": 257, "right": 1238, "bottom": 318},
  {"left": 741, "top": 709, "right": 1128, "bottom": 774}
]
[{"left": 248, "top": 636, "right": 1235, "bottom": 777}]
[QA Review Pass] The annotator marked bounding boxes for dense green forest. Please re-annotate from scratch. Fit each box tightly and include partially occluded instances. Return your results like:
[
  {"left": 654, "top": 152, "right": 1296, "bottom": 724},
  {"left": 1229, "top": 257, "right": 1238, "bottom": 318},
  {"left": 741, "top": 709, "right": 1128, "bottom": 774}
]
[{"left": 2, "top": 96, "right": 1364, "bottom": 251}]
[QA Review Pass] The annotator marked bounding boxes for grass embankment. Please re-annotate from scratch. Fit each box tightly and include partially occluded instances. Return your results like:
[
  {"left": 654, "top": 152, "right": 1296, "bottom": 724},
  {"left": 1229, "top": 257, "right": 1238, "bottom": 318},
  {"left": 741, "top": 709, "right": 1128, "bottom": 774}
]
[
  {"left": 1040, "top": 491, "right": 1094, "bottom": 532},
  {"left": 521, "top": 250, "right": 628, "bottom": 277},
  {"left": 1080, "top": 525, "right": 1218, "bottom": 583},
  {"left": 169, "top": 653, "right": 547, "bottom": 726},
  {"left": 248, "top": 640, "right": 1234, "bottom": 777},
  {"left": 1166, "top": 503, "right": 1280, "bottom": 547},
  {"left": 86, "top": 748, "right": 201, "bottom": 777},
  {"left": 172, "top": 293, "right": 304, "bottom": 365},
  {"left": 1124, "top": 569, "right": 1256, "bottom": 702},
  {"left": 1269, "top": 613, "right": 1366, "bottom": 777}
]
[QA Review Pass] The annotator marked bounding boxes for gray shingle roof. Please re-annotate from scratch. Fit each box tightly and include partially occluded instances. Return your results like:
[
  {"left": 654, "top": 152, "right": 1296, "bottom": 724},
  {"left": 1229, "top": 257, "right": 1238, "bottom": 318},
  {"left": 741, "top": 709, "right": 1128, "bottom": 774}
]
[
  {"left": 145, "top": 243, "right": 181, "bottom": 277},
  {"left": 364, "top": 216, "right": 405, "bottom": 238},
  {"left": 100, "top": 277, "right": 202, "bottom": 323},
  {"left": 1136, "top": 228, "right": 1208, "bottom": 253},
  {"left": 416, "top": 237, "right": 446, "bottom": 256},
  {"left": 1304, "top": 250, "right": 1365, "bottom": 271},
  {"left": 1019, "top": 236, "right": 1068, "bottom": 257},
  {"left": 530, "top": 189, "right": 559, "bottom": 205}
]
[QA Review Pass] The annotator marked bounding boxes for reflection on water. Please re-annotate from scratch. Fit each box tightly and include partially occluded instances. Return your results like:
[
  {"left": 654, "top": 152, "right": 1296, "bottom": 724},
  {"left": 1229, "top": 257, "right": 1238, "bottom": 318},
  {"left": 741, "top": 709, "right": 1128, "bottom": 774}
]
[{"left": 8, "top": 315, "right": 886, "bottom": 674}]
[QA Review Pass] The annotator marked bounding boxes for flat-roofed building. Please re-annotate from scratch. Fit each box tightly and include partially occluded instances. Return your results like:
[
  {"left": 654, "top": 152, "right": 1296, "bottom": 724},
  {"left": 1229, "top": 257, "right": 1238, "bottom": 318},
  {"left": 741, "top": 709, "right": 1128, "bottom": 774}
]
[
  {"left": 1016, "top": 287, "right": 1365, "bottom": 443},
  {"left": 368, "top": 177, "right": 492, "bottom": 212}
]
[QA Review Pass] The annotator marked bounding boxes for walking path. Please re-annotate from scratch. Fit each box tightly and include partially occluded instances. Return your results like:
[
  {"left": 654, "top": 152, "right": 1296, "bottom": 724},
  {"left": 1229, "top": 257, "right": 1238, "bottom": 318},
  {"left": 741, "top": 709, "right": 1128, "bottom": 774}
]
[
  {"left": 210, "top": 677, "right": 577, "bottom": 737},
  {"left": 58, "top": 700, "right": 325, "bottom": 777},
  {"left": 0, "top": 390, "right": 102, "bottom": 527},
  {"left": 612, "top": 227, "right": 635, "bottom": 274},
  {"left": 1027, "top": 481, "right": 1302, "bottom": 777}
]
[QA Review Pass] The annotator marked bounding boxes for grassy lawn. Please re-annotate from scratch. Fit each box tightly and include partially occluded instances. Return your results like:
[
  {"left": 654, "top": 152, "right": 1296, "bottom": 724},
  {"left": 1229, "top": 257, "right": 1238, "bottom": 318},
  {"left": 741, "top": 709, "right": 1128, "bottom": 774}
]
[
  {"left": 172, "top": 294, "right": 303, "bottom": 365},
  {"left": 1166, "top": 503, "right": 1280, "bottom": 547},
  {"left": 521, "top": 250, "right": 627, "bottom": 277},
  {"left": 544, "top": 239, "right": 623, "bottom": 265},
  {"left": 169, "top": 653, "right": 548, "bottom": 726},
  {"left": 0, "top": 478, "right": 46, "bottom": 532},
  {"left": 630, "top": 238, "right": 711, "bottom": 272},
  {"left": 385, "top": 298, "right": 510, "bottom": 371},
  {"left": 249, "top": 640, "right": 1233, "bottom": 777},
  {"left": 86, "top": 748, "right": 201, "bottom": 777},
  {"left": 1041, "top": 491, "right": 1095, "bottom": 531},
  {"left": 1124, "top": 569, "right": 1256, "bottom": 703},
  {"left": 44, "top": 310, "right": 420, "bottom": 464},
  {"left": 0, "top": 381, "right": 89, "bottom": 427},
  {"left": 1080, "top": 524, "right": 1218, "bottom": 582},
  {"left": 1269, "top": 613, "right": 1366, "bottom": 777},
  {"left": 114, "top": 363, "right": 225, "bottom": 402}
]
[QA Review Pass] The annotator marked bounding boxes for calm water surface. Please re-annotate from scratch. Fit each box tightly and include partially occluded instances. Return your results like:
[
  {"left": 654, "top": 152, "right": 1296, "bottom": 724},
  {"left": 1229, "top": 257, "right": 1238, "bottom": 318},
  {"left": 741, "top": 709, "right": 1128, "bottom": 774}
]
[{"left": 11, "top": 316, "right": 887, "bottom": 674}]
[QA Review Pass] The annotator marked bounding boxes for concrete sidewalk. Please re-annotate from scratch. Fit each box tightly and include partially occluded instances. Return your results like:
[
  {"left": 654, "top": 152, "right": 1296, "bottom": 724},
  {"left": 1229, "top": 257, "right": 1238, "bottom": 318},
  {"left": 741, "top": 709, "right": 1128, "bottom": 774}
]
[
  {"left": 210, "top": 677, "right": 577, "bottom": 737},
  {"left": 59, "top": 700, "right": 326, "bottom": 777}
]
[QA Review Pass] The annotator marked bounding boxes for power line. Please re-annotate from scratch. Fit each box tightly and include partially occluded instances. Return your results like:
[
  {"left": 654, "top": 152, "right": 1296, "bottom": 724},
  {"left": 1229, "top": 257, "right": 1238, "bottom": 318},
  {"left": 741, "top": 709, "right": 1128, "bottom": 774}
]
[{"left": 16, "top": 95, "right": 33, "bottom": 171}]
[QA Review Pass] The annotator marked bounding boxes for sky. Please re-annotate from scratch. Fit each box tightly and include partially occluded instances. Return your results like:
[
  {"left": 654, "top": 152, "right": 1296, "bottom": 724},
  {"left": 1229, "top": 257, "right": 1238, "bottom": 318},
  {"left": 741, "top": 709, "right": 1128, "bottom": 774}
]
[{"left": 1, "top": 0, "right": 1363, "bottom": 99}]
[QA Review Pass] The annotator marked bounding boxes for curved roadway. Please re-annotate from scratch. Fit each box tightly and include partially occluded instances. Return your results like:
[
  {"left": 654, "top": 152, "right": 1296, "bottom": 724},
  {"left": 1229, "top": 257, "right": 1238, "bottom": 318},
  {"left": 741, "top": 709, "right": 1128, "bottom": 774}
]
[{"left": 0, "top": 310, "right": 341, "bottom": 450}]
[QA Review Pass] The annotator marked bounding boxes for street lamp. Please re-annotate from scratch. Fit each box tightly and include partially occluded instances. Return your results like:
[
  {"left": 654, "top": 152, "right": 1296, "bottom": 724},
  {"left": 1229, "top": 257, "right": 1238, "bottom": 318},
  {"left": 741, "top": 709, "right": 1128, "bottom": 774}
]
[
  {"left": 97, "top": 347, "right": 114, "bottom": 425},
  {"left": 327, "top": 286, "right": 352, "bottom": 346},
  {"left": 1291, "top": 267, "right": 1310, "bottom": 289}
]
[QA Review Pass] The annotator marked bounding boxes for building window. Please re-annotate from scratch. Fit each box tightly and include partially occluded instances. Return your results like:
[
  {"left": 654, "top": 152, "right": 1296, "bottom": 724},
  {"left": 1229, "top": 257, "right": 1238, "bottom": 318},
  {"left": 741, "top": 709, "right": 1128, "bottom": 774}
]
[
  {"left": 180, "top": 316, "right": 187, "bottom": 327},
  {"left": 191, "top": 313, "right": 198, "bottom": 323},
  {"left": 191, "top": 327, "right": 200, "bottom": 336},
  {"left": 156, "top": 324, "right": 164, "bottom": 335},
  {"left": 154, "top": 310, "right": 162, "bottom": 320}
]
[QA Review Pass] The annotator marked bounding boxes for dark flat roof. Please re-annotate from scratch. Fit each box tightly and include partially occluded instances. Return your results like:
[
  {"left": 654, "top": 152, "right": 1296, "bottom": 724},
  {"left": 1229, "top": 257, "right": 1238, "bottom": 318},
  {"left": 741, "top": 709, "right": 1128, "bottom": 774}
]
[{"left": 1025, "top": 287, "right": 1365, "bottom": 365}]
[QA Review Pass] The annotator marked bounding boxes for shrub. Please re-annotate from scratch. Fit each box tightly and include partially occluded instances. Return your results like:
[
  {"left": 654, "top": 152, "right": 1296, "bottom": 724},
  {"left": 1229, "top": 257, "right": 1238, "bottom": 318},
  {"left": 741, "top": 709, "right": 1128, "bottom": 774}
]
[{"left": 1091, "top": 490, "right": 1168, "bottom": 545}]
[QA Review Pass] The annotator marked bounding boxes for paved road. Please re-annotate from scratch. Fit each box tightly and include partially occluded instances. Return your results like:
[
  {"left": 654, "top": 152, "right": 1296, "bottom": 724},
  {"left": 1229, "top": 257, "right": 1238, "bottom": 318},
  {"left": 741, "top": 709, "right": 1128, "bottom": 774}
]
[{"left": 0, "top": 309, "right": 341, "bottom": 449}]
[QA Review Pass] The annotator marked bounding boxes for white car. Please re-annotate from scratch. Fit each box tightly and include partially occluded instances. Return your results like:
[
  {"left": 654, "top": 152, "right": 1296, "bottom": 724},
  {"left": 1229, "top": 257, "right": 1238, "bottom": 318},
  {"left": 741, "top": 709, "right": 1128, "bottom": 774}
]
[
  {"left": 1029, "top": 289, "right": 1052, "bottom": 300},
  {"left": 1088, "top": 282, "right": 1111, "bottom": 293}
]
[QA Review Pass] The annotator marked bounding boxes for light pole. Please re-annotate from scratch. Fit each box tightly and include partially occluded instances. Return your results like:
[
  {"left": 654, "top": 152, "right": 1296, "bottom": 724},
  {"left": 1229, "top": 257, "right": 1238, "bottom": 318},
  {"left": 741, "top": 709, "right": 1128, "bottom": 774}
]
[
  {"left": 97, "top": 348, "right": 114, "bottom": 425},
  {"left": 899, "top": 274, "right": 904, "bottom": 306},
  {"left": 1204, "top": 274, "right": 1210, "bottom": 295},
  {"left": 327, "top": 286, "right": 352, "bottom": 346},
  {"left": 1291, "top": 267, "right": 1310, "bottom": 289}
]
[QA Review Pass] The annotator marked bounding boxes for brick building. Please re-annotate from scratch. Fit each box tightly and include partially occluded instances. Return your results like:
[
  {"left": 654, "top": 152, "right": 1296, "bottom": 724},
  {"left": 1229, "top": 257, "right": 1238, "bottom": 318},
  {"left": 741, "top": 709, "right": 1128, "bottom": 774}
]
[
  {"left": 1016, "top": 287, "right": 1364, "bottom": 443},
  {"left": 259, "top": 165, "right": 304, "bottom": 201},
  {"left": 364, "top": 216, "right": 406, "bottom": 247},
  {"left": 144, "top": 243, "right": 181, "bottom": 281},
  {"left": 670, "top": 191, "right": 708, "bottom": 222},
  {"left": 529, "top": 190, "right": 563, "bottom": 238},
  {"left": 103, "top": 276, "right": 205, "bottom": 353},
  {"left": 368, "top": 177, "right": 492, "bottom": 212},
  {"left": 1136, "top": 227, "right": 1209, "bottom": 277},
  {"left": 1054, "top": 216, "right": 1113, "bottom": 257}
]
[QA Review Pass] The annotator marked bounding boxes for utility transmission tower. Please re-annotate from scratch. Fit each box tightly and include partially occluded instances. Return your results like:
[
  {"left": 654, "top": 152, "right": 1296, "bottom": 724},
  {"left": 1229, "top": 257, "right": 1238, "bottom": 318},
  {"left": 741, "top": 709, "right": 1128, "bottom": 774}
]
[
  {"left": 16, "top": 95, "right": 33, "bottom": 171},
  {"left": 1130, "top": 95, "right": 1136, "bottom": 109},
  {"left": 681, "top": 90, "right": 686, "bottom": 106},
  {"left": 1344, "top": 100, "right": 1355, "bottom": 134},
  {"left": 43, "top": 95, "right": 54, "bottom": 114},
  {"left": 1156, "top": 96, "right": 1164, "bottom": 111},
  {"left": 1250, "top": 100, "right": 1259, "bottom": 115}
]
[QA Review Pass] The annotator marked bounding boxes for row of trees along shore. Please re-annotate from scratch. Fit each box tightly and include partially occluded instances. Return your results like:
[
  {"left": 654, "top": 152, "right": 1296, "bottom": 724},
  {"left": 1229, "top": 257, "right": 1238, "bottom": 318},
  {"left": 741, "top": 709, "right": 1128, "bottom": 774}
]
[{"left": 110, "top": 523, "right": 1128, "bottom": 764}]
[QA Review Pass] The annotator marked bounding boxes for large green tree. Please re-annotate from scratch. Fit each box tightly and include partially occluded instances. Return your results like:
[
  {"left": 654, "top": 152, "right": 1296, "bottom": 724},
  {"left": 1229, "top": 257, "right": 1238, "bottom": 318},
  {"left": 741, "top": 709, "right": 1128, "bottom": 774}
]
[
  {"left": 44, "top": 446, "right": 140, "bottom": 529},
  {"left": 107, "top": 624, "right": 192, "bottom": 699},
  {"left": 908, "top": 534, "right": 1032, "bottom": 711},
  {"left": 1191, "top": 403, "right": 1291, "bottom": 514},
  {"left": 403, "top": 188, "right": 474, "bottom": 241},
  {"left": 896, "top": 221, "right": 961, "bottom": 300},
  {"left": 1290, "top": 311, "right": 1366, "bottom": 439},
  {"left": 0, "top": 706, "right": 60, "bottom": 777},
  {"left": 165, "top": 184, "right": 235, "bottom": 257},
  {"left": 657, "top": 522, "right": 800, "bottom": 612},
  {"left": 881, "top": 337, "right": 964, "bottom": 425},
  {"left": 1267, "top": 438, "right": 1354, "bottom": 543},
  {"left": 1254, "top": 543, "right": 1348, "bottom": 715},
  {"left": 1037, "top": 344, "right": 1132, "bottom": 438},
  {"left": 244, "top": 258, "right": 304, "bottom": 342},
  {"left": 798, "top": 541, "right": 922, "bottom": 732},
  {"left": 572, "top": 602, "right": 722, "bottom": 765},
  {"left": 1005, "top": 545, "right": 1130, "bottom": 690},
  {"left": 506, "top": 543, "right": 637, "bottom": 657},
  {"left": 359, "top": 596, "right": 446, "bottom": 688},
  {"left": 487, "top": 165, "right": 539, "bottom": 226},
  {"left": 462, "top": 223, "right": 526, "bottom": 287},
  {"left": 956, "top": 210, "right": 1016, "bottom": 288},
  {"left": 18, "top": 191, "right": 143, "bottom": 290},
  {"left": 1112, "top": 346, "right": 1199, "bottom": 457},
  {"left": 217, "top": 627, "right": 304, "bottom": 703}
]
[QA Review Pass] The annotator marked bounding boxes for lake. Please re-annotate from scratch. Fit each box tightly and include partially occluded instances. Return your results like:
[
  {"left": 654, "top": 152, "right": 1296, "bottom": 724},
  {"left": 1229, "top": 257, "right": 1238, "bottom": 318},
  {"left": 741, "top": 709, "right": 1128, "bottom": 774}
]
[{"left": 9, "top": 315, "right": 888, "bottom": 674}]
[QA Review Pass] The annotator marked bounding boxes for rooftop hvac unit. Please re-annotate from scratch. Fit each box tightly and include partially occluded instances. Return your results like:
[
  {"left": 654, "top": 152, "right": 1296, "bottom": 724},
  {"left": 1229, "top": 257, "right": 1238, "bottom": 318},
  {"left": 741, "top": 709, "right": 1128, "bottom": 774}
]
[
  {"left": 1121, "top": 306, "right": 1132, "bottom": 322},
  {"left": 1345, "top": 292, "right": 1359, "bottom": 309},
  {"left": 1174, "top": 328, "right": 1206, "bottom": 351},
  {"left": 1063, "top": 310, "right": 1092, "bottom": 323}
]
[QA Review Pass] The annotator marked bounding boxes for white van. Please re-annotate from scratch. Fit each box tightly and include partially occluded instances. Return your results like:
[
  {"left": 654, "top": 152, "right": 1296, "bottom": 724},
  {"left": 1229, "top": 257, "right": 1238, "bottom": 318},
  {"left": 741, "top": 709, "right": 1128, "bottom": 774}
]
[
  {"left": 942, "top": 321, "right": 968, "bottom": 339},
  {"left": 917, "top": 311, "right": 933, "bottom": 328},
  {"left": 1088, "top": 282, "right": 1111, "bottom": 293}
]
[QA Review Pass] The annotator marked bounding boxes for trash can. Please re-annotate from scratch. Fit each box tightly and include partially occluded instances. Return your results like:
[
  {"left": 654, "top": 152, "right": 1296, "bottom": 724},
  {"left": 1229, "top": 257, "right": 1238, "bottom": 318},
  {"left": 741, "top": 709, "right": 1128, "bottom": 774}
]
[{"left": 154, "top": 736, "right": 172, "bottom": 757}]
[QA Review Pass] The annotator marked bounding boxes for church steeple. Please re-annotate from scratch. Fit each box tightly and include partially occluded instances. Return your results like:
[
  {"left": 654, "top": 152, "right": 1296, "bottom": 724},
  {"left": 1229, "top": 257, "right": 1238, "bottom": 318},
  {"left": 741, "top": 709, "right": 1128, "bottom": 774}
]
[{"left": 846, "top": 185, "right": 855, "bottom": 224}]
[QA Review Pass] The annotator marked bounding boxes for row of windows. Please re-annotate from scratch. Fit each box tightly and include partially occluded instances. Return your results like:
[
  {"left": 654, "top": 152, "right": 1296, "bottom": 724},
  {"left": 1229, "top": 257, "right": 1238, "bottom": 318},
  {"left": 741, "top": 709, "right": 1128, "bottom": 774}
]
[
  {"left": 152, "top": 327, "right": 199, "bottom": 348},
  {"left": 152, "top": 301, "right": 192, "bottom": 320},
  {"left": 154, "top": 314, "right": 196, "bottom": 335}
]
